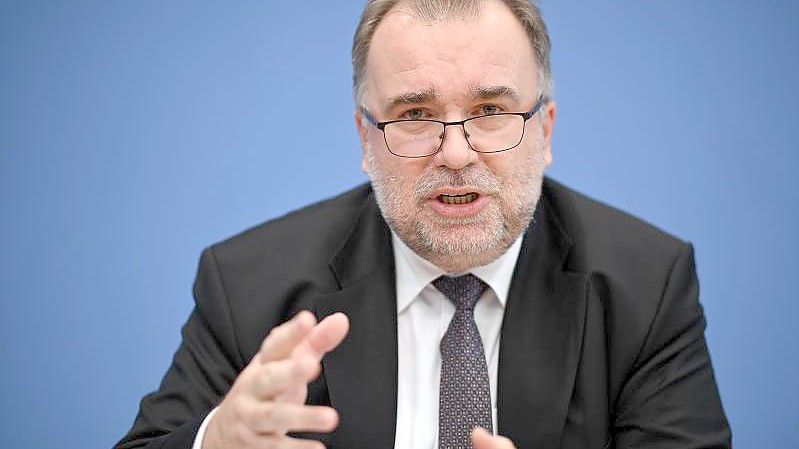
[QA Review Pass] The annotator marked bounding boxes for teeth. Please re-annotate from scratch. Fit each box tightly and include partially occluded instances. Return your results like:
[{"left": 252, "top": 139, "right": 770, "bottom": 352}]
[{"left": 439, "top": 193, "right": 478, "bottom": 205}]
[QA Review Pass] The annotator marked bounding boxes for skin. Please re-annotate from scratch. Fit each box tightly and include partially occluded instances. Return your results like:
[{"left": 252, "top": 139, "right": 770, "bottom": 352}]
[
  {"left": 356, "top": 0, "right": 557, "bottom": 275},
  {"left": 203, "top": 1, "right": 557, "bottom": 448},
  {"left": 202, "top": 311, "right": 349, "bottom": 449},
  {"left": 473, "top": 427, "right": 518, "bottom": 449}
]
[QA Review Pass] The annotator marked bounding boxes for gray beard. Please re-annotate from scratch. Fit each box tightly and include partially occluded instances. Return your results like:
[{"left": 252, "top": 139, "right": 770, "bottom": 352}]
[{"left": 365, "top": 149, "right": 544, "bottom": 273}]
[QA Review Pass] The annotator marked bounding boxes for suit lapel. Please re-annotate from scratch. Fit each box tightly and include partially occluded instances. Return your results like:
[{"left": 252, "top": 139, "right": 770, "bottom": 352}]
[
  {"left": 312, "top": 184, "right": 589, "bottom": 448},
  {"left": 314, "top": 193, "right": 398, "bottom": 449},
  {"left": 497, "top": 194, "right": 590, "bottom": 449}
]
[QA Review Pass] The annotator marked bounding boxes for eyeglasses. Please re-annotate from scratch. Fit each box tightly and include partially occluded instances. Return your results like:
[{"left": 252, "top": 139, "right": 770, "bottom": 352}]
[{"left": 361, "top": 96, "right": 545, "bottom": 158}]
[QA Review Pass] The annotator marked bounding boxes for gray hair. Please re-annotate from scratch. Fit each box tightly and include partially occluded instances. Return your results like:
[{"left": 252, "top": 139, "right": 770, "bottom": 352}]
[{"left": 351, "top": 0, "right": 554, "bottom": 106}]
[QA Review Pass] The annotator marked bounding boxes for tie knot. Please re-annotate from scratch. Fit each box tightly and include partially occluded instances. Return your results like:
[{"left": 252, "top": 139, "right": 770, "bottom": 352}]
[{"left": 433, "top": 274, "right": 487, "bottom": 311}]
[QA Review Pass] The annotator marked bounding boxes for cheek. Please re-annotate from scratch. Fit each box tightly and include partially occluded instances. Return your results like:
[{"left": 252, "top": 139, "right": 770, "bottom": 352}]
[
  {"left": 394, "top": 159, "right": 430, "bottom": 181},
  {"left": 361, "top": 148, "right": 370, "bottom": 172},
  {"left": 378, "top": 153, "right": 428, "bottom": 180},
  {"left": 479, "top": 152, "right": 525, "bottom": 182},
  {"left": 482, "top": 146, "right": 546, "bottom": 199},
  {"left": 514, "top": 133, "right": 548, "bottom": 169},
  {"left": 363, "top": 134, "right": 387, "bottom": 173}
]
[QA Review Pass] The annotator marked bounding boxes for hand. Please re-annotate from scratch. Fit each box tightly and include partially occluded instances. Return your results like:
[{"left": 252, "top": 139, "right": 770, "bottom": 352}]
[
  {"left": 472, "top": 427, "right": 517, "bottom": 449},
  {"left": 202, "top": 310, "right": 350, "bottom": 449}
]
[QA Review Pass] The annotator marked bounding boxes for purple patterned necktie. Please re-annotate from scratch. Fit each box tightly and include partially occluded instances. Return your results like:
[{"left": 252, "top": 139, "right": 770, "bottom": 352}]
[{"left": 433, "top": 274, "right": 493, "bottom": 449}]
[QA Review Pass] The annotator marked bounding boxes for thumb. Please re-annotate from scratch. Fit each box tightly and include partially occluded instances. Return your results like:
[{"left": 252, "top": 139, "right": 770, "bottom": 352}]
[{"left": 471, "top": 427, "right": 516, "bottom": 449}]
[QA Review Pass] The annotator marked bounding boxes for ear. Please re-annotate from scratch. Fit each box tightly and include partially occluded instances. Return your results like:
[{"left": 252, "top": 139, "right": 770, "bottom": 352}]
[
  {"left": 540, "top": 100, "right": 557, "bottom": 167},
  {"left": 354, "top": 110, "right": 370, "bottom": 172}
]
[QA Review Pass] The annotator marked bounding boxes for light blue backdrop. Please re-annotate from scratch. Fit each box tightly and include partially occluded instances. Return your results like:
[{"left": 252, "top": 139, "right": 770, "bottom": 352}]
[{"left": 1, "top": 1, "right": 797, "bottom": 448}]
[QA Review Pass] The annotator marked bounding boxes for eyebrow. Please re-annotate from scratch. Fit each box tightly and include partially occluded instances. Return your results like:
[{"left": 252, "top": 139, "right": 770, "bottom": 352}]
[
  {"left": 381, "top": 84, "right": 522, "bottom": 113},
  {"left": 384, "top": 88, "right": 437, "bottom": 112},
  {"left": 473, "top": 85, "right": 521, "bottom": 103}
]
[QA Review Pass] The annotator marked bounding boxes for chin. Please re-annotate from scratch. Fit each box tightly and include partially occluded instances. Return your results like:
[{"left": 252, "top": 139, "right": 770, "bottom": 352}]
[{"left": 413, "top": 221, "right": 507, "bottom": 266}]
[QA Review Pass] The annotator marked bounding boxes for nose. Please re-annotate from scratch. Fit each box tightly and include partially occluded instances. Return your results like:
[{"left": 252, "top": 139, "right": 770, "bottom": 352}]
[{"left": 434, "top": 123, "right": 478, "bottom": 170}]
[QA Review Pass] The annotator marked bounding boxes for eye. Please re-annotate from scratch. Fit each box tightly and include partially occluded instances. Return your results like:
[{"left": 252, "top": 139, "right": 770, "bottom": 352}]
[
  {"left": 477, "top": 104, "right": 503, "bottom": 116},
  {"left": 401, "top": 108, "right": 428, "bottom": 120}
]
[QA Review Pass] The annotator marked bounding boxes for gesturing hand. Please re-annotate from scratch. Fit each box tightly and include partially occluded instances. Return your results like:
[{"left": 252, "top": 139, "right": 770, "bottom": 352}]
[
  {"left": 472, "top": 427, "right": 517, "bottom": 449},
  {"left": 202, "top": 310, "right": 350, "bottom": 449}
]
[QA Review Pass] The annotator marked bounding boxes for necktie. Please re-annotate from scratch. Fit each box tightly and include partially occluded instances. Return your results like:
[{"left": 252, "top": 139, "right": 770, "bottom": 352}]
[{"left": 434, "top": 274, "right": 493, "bottom": 449}]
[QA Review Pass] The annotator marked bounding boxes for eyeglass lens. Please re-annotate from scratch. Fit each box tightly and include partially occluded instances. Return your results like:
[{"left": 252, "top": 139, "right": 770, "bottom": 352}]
[{"left": 384, "top": 114, "right": 525, "bottom": 157}]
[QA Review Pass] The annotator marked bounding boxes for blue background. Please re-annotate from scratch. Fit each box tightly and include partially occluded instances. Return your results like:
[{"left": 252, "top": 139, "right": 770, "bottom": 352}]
[{"left": 1, "top": 1, "right": 797, "bottom": 448}]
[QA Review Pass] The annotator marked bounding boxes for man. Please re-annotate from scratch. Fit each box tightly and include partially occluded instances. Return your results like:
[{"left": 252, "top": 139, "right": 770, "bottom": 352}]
[{"left": 118, "top": 1, "right": 731, "bottom": 448}]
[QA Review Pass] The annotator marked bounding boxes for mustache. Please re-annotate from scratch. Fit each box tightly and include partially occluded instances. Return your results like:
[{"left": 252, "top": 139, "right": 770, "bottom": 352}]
[{"left": 414, "top": 166, "right": 501, "bottom": 197}]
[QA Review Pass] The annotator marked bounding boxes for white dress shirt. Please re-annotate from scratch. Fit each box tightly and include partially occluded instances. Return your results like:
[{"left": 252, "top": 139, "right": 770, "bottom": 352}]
[
  {"left": 192, "top": 233, "right": 524, "bottom": 449},
  {"left": 392, "top": 232, "right": 523, "bottom": 449}
]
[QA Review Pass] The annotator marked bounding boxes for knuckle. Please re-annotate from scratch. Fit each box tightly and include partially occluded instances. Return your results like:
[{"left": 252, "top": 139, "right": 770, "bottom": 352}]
[
  {"left": 261, "top": 401, "right": 278, "bottom": 422},
  {"left": 268, "top": 360, "right": 295, "bottom": 389},
  {"left": 240, "top": 401, "right": 261, "bottom": 430},
  {"left": 266, "top": 402, "right": 291, "bottom": 433},
  {"left": 231, "top": 399, "right": 249, "bottom": 423},
  {"left": 258, "top": 363, "right": 287, "bottom": 397},
  {"left": 232, "top": 423, "right": 251, "bottom": 445},
  {"left": 228, "top": 398, "right": 244, "bottom": 420},
  {"left": 236, "top": 399, "right": 263, "bottom": 432},
  {"left": 260, "top": 364, "right": 276, "bottom": 389}
]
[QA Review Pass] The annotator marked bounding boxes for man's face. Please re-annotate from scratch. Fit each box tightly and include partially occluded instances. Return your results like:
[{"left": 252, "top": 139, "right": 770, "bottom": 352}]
[{"left": 355, "top": 0, "right": 556, "bottom": 273}]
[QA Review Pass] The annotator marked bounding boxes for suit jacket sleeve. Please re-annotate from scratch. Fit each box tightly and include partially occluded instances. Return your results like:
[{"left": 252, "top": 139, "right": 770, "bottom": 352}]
[
  {"left": 613, "top": 243, "right": 731, "bottom": 448},
  {"left": 116, "top": 248, "right": 242, "bottom": 449}
]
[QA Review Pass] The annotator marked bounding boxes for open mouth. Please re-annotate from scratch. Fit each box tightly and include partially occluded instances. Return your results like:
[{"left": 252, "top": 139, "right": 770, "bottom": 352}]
[{"left": 438, "top": 192, "right": 479, "bottom": 205}]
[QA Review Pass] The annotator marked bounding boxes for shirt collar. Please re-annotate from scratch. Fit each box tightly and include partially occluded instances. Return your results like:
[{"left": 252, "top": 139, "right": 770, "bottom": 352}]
[{"left": 392, "top": 231, "right": 524, "bottom": 313}]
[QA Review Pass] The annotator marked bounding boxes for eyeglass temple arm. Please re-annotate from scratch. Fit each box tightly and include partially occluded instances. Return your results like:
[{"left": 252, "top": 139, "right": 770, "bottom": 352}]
[
  {"left": 359, "top": 107, "right": 384, "bottom": 129},
  {"left": 521, "top": 96, "right": 546, "bottom": 120}
]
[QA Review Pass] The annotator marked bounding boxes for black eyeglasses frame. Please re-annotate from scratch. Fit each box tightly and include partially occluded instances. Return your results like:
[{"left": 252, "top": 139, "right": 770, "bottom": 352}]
[{"left": 360, "top": 96, "right": 545, "bottom": 158}]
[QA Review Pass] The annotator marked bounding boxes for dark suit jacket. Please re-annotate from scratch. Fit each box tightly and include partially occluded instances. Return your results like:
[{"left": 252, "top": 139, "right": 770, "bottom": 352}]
[{"left": 117, "top": 178, "right": 731, "bottom": 449}]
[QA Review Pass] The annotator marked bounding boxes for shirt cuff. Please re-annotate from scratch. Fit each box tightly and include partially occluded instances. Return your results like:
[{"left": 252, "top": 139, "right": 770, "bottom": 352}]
[{"left": 191, "top": 407, "right": 219, "bottom": 449}]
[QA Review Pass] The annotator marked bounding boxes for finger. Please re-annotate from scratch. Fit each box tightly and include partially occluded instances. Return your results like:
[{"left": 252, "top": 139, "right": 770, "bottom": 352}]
[
  {"left": 292, "top": 312, "right": 350, "bottom": 362},
  {"left": 471, "top": 427, "right": 516, "bottom": 449},
  {"left": 252, "top": 403, "right": 339, "bottom": 434},
  {"left": 471, "top": 427, "right": 493, "bottom": 449},
  {"left": 259, "top": 310, "right": 317, "bottom": 364},
  {"left": 310, "top": 312, "right": 350, "bottom": 354},
  {"left": 251, "top": 356, "right": 317, "bottom": 399}
]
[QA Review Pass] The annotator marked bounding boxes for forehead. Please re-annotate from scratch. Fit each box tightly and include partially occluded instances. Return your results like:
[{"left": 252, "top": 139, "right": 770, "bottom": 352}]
[{"left": 364, "top": 1, "right": 539, "bottom": 109}]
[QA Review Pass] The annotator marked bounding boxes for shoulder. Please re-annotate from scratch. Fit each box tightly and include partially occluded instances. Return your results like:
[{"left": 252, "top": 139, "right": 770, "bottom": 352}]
[
  {"left": 207, "top": 183, "right": 372, "bottom": 271},
  {"left": 191, "top": 183, "right": 377, "bottom": 360},
  {"left": 542, "top": 177, "right": 688, "bottom": 276},
  {"left": 541, "top": 178, "right": 699, "bottom": 360},
  {"left": 196, "top": 183, "right": 375, "bottom": 316}
]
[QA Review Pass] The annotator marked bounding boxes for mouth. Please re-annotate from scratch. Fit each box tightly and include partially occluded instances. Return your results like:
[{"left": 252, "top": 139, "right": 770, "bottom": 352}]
[
  {"left": 428, "top": 188, "right": 488, "bottom": 218},
  {"left": 437, "top": 192, "right": 479, "bottom": 205}
]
